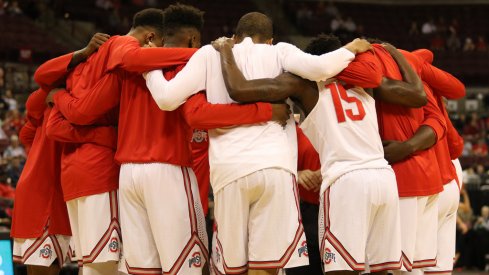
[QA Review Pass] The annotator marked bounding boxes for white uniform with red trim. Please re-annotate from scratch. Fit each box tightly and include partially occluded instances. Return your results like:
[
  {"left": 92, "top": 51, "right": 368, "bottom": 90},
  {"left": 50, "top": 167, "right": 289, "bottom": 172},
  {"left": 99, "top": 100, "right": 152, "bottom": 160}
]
[
  {"left": 13, "top": 229, "right": 71, "bottom": 267},
  {"left": 300, "top": 83, "right": 402, "bottom": 272},
  {"left": 66, "top": 190, "right": 121, "bottom": 265},
  {"left": 119, "top": 164, "right": 208, "bottom": 275}
]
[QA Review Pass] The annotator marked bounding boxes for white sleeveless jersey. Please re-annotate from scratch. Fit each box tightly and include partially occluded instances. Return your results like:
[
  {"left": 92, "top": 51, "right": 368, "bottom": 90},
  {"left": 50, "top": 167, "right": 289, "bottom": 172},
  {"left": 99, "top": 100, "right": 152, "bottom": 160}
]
[{"left": 300, "top": 82, "right": 390, "bottom": 193}]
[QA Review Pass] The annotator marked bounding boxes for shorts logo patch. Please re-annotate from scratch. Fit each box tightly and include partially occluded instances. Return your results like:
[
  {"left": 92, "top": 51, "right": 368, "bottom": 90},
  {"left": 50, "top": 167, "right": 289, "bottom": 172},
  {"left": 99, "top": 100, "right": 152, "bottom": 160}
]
[
  {"left": 40, "top": 244, "right": 53, "bottom": 259},
  {"left": 188, "top": 252, "right": 202, "bottom": 268},
  {"left": 323, "top": 248, "right": 336, "bottom": 264},
  {"left": 108, "top": 237, "right": 119, "bottom": 253},
  {"left": 298, "top": 241, "right": 308, "bottom": 257},
  {"left": 215, "top": 247, "right": 221, "bottom": 263},
  {"left": 191, "top": 130, "right": 208, "bottom": 143}
]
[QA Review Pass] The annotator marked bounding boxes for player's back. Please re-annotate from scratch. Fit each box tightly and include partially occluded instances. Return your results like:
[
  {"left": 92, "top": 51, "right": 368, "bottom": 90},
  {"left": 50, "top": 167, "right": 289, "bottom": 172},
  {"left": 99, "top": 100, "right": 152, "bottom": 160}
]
[
  {"left": 201, "top": 38, "right": 297, "bottom": 192},
  {"left": 301, "top": 82, "right": 389, "bottom": 193}
]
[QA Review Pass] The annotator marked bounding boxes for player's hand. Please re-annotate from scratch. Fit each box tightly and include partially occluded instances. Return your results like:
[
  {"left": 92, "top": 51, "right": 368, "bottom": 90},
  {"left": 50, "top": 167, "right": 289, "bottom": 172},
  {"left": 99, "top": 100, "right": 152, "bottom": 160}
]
[
  {"left": 83, "top": 33, "right": 110, "bottom": 57},
  {"left": 211, "top": 37, "right": 235, "bottom": 52},
  {"left": 45, "top": 88, "right": 64, "bottom": 107},
  {"left": 298, "top": 169, "right": 322, "bottom": 191},
  {"left": 343, "top": 38, "right": 372, "bottom": 54},
  {"left": 270, "top": 102, "right": 291, "bottom": 128},
  {"left": 382, "top": 140, "right": 413, "bottom": 164}
]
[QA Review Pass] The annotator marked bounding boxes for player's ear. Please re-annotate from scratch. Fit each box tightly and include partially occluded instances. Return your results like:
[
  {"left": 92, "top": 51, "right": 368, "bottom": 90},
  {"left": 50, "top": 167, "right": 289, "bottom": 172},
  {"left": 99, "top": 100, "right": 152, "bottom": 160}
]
[{"left": 145, "top": 32, "right": 155, "bottom": 45}]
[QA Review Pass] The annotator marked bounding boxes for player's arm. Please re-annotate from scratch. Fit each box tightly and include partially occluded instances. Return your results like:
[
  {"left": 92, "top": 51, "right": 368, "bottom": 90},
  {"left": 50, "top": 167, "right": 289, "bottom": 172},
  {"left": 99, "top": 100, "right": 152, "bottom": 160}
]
[
  {"left": 48, "top": 72, "right": 122, "bottom": 125},
  {"left": 19, "top": 121, "right": 37, "bottom": 149},
  {"left": 25, "top": 89, "right": 48, "bottom": 126},
  {"left": 144, "top": 48, "right": 208, "bottom": 111},
  {"left": 374, "top": 44, "right": 427, "bottom": 107},
  {"left": 45, "top": 107, "right": 117, "bottom": 150},
  {"left": 214, "top": 40, "right": 296, "bottom": 103},
  {"left": 420, "top": 62, "right": 466, "bottom": 99},
  {"left": 336, "top": 51, "right": 383, "bottom": 88},
  {"left": 446, "top": 116, "right": 464, "bottom": 160},
  {"left": 182, "top": 92, "right": 290, "bottom": 129},
  {"left": 109, "top": 36, "right": 197, "bottom": 73},
  {"left": 279, "top": 38, "right": 372, "bottom": 82},
  {"left": 34, "top": 33, "right": 110, "bottom": 91}
]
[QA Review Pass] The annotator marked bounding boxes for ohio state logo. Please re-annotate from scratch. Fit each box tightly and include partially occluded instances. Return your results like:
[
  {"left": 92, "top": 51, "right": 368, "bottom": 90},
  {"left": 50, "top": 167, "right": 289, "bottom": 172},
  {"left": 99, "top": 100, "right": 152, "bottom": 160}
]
[
  {"left": 39, "top": 244, "right": 52, "bottom": 259},
  {"left": 323, "top": 248, "right": 336, "bottom": 264},
  {"left": 188, "top": 252, "right": 202, "bottom": 267},
  {"left": 298, "top": 241, "right": 308, "bottom": 257},
  {"left": 191, "top": 130, "right": 208, "bottom": 143},
  {"left": 108, "top": 237, "right": 119, "bottom": 253}
]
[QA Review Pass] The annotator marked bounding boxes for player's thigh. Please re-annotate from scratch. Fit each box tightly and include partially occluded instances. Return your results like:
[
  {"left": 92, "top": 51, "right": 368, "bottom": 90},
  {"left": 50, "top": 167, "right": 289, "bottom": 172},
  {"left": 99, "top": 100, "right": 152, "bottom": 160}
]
[
  {"left": 212, "top": 176, "right": 250, "bottom": 273},
  {"left": 398, "top": 196, "right": 420, "bottom": 270},
  {"left": 366, "top": 169, "right": 402, "bottom": 272},
  {"left": 119, "top": 164, "right": 161, "bottom": 272},
  {"left": 141, "top": 164, "right": 207, "bottom": 274},
  {"left": 248, "top": 168, "right": 307, "bottom": 270}
]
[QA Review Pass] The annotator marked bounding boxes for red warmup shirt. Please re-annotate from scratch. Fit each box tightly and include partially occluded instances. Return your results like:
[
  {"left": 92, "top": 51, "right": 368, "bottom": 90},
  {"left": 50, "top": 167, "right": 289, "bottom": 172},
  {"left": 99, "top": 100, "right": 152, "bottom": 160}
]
[
  {"left": 36, "top": 36, "right": 196, "bottom": 201},
  {"left": 296, "top": 126, "right": 321, "bottom": 205},
  {"left": 19, "top": 121, "right": 36, "bottom": 155},
  {"left": 373, "top": 45, "right": 446, "bottom": 197},
  {"left": 191, "top": 129, "right": 210, "bottom": 215},
  {"left": 10, "top": 89, "right": 71, "bottom": 238}
]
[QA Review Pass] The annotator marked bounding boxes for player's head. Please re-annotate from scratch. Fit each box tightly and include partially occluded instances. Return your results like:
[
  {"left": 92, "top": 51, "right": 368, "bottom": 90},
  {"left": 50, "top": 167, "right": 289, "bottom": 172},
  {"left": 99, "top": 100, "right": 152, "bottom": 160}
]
[
  {"left": 234, "top": 12, "right": 273, "bottom": 45},
  {"left": 304, "top": 34, "right": 342, "bottom": 55},
  {"left": 131, "top": 8, "right": 165, "bottom": 46},
  {"left": 161, "top": 3, "right": 204, "bottom": 48}
]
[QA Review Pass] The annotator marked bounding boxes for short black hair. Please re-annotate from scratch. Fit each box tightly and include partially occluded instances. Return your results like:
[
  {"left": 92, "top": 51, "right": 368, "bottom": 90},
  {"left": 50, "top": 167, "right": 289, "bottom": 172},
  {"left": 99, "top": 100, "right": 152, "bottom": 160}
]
[
  {"left": 132, "top": 8, "right": 165, "bottom": 36},
  {"left": 235, "top": 12, "right": 273, "bottom": 40},
  {"left": 162, "top": 3, "right": 204, "bottom": 37},
  {"left": 305, "top": 34, "right": 342, "bottom": 55},
  {"left": 366, "top": 37, "right": 386, "bottom": 44}
]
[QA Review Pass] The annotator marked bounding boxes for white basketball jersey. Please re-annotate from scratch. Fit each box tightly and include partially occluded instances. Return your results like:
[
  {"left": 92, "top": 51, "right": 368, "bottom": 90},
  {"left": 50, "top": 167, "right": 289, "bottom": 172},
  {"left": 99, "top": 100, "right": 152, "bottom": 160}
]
[{"left": 300, "top": 82, "right": 390, "bottom": 193}]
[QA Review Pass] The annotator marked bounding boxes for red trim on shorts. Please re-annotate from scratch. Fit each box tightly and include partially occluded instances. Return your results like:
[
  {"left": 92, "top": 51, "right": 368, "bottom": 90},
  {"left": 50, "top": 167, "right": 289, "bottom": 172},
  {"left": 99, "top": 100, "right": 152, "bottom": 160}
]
[
  {"left": 320, "top": 187, "right": 365, "bottom": 271},
  {"left": 369, "top": 260, "right": 403, "bottom": 272},
  {"left": 125, "top": 261, "right": 163, "bottom": 275},
  {"left": 81, "top": 190, "right": 121, "bottom": 264},
  {"left": 413, "top": 258, "right": 437, "bottom": 268},
  {"left": 401, "top": 251, "right": 413, "bottom": 271},
  {"left": 50, "top": 235, "right": 65, "bottom": 267},
  {"left": 13, "top": 229, "right": 50, "bottom": 264},
  {"left": 424, "top": 270, "right": 452, "bottom": 275},
  {"left": 161, "top": 168, "right": 208, "bottom": 275},
  {"left": 214, "top": 232, "right": 248, "bottom": 274},
  {"left": 248, "top": 175, "right": 305, "bottom": 270}
]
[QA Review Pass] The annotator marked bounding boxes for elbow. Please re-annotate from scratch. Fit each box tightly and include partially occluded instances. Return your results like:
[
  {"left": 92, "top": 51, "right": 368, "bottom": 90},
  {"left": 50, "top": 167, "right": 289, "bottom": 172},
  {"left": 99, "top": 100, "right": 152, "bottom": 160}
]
[
  {"left": 227, "top": 87, "right": 247, "bottom": 103},
  {"left": 412, "top": 86, "right": 428, "bottom": 107},
  {"left": 156, "top": 98, "right": 180, "bottom": 111}
]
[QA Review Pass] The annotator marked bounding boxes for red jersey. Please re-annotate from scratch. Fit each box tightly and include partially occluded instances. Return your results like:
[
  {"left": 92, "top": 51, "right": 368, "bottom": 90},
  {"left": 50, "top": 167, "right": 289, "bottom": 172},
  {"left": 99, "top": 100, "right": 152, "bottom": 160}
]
[
  {"left": 11, "top": 89, "right": 71, "bottom": 238},
  {"left": 373, "top": 45, "right": 445, "bottom": 197},
  {"left": 191, "top": 129, "right": 210, "bottom": 215},
  {"left": 296, "top": 126, "right": 320, "bottom": 205},
  {"left": 19, "top": 121, "right": 36, "bottom": 155}
]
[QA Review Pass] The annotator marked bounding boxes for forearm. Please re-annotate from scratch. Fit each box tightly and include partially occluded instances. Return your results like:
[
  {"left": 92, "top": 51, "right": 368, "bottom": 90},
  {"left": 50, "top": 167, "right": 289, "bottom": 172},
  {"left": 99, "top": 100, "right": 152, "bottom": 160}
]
[
  {"left": 389, "top": 48, "right": 423, "bottom": 91},
  {"left": 25, "top": 89, "right": 48, "bottom": 124},
  {"left": 336, "top": 52, "right": 383, "bottom": 88},
  {"left": 183, "top": 93, "right": 272, "bottom": 129},
  {"left": 122, "top": 47, "right": 197, "bottom": 73},
  {"left": 68, "top": 48, "right": 90, "bottom": 69},
  {"left": 34, "top": 53, "right": 73, "bottom": 91},
  {"left": 19, "top": 122, "right": 37, "bottom": 147},
  {"left": 422, "top": 63, "right": 466, "bottom": 99},
  {"left": 405, "top": 125, "right": 437, "bottom": 154},
  {"left": 374, "top": 78, "right": 427, "bottom": 107}
]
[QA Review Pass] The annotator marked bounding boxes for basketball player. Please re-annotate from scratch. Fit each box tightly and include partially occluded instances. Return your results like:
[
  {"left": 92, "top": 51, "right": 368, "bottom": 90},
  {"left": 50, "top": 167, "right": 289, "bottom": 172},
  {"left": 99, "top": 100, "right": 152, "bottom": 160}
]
[
  {"left": 35, "top": 7, "right": 206, "bottom": 275},
  {"left": 11, "top": 34, "right": 111, "bottom": 275},
  {"left": 211, "top": 34, "right": 421, "bottom": 275},
  {"left": 144, "top": 12, "right": 372, "bottom": 275}
]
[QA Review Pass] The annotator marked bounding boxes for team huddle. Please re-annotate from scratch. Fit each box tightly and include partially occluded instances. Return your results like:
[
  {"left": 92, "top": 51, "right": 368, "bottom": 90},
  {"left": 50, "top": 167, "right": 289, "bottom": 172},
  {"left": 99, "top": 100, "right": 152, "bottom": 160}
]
[{"left": 10, "top": 3, "right": 465, "bottom": 275}]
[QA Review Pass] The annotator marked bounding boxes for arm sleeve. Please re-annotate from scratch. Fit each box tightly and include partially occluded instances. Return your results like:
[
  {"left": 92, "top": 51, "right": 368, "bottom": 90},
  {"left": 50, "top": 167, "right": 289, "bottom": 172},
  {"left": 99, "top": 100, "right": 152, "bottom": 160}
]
[
  {"left": 45, "top": 107, "right": 117, "bottom": 150},
  {"left": 19, "top": 121, "right": 37, "bottom": 149},
  {"left": 421, "top": 61, "right": 466, "bottom": 99},
  {"left": 336, "top": 51, "right": 383, "bottom": 88},
  {"left": 421, "top": 86, "right": 447, "bottom": 142},
  {"left": 25, "top": 89, "right": 48, "bottom": 126},
  {"left": 446, "top": 117, "right": 464, "bottom": 159},
  {"left": 34, "top": 53, "right": 74, "bottom": 91},
  {"left": 107, "top": 36, "right": 198, "bottom": 73},
  {"left": 53, "top": 73, "right": 121, "bottom": 125},
  {"left": 277, "top": 43, "right": 355, "bottom": 82},
  {"left": 182, "top": 92, "right": 273, "bottom": 129},
  {"left": 145, "top": 48, "right": 207, "bottom": 111}
]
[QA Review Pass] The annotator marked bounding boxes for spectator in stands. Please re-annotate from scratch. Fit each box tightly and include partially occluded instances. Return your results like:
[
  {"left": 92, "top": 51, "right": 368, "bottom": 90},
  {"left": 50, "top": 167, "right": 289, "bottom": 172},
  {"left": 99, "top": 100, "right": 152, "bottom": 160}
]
[
  {"left": 96, "top": 0, "right": 113, "bottom": 10},
  {"left": 343, "top": 16, "right": 357, "bottom": 32},
  {"left": 3, "top": 89, "right": 17, "bottom": 111},
  {"left": 409, "top": 21, "right": 420, "bottom": 36},
  {"left": 457, "top": 187, "right": 478, "bottom": 269},
  {"left": 0, "top": 174, "right": 14, "bottom": 225},
  {"left": 5, "top": 156, "right": 22, "bottom": 187},
  {"left": 454, "top": 113, "right": 466, "bottom": 133},
  {"left": 2, "top": 109, "right": 25, "bottom": 138},
  {"left": 3, "top": 134, "right": 25, "bottom": 162},
  {"left": 475, "top": 206, "right": 489, "bottom": 231},
  {"left": 422, "top": 18, "right": 437, "bottom": 34},
  {"left": 463, "top": 141, "right": 473, "bottom": 156},
  {"left": 464, "top": 37, "right": 476, "bottom": 51},
  {"left": 325, "top": 0, "right": 339, "bottom": 17},
  {"left": 474, "top": 206, "right": 489, "bottom": 270},
  {"left": 476, "top": 35, "right": 487, "bottom": 51},
  {"left": 0, "top": 0, "right": 4, "bottom": 16},
  {"left": 7, "top": 0, "right": 22, "bottom": 15},
  {"left": 447, "top": 28, "right": 461, "bottom": 51},
  {"left": 475, "top": 164, "right": 489, "bottom": 186},
  {"left": 330, "top": 15, "right": 343, "bottom": 32},
  {"left": 431, "top": 33, "right": 445, "bottom": 50},
  {"left": 463, "top": 112, "right": 484, "bottom": 142},
  {"left": 296, "top": 3, "right": 312, "bottom": 27},
  {"left": 436, "top": 16, "right": 447, "bottom": 34},
  {"left": 472, "top": 138, "right": 488, "bottom": 156}
]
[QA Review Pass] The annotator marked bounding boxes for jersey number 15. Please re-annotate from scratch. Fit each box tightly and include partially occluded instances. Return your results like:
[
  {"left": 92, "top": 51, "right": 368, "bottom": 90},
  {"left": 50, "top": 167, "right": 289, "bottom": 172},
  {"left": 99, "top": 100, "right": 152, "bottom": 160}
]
[{"left": 329, "top": 83, "right": 366, "bottom": 123}]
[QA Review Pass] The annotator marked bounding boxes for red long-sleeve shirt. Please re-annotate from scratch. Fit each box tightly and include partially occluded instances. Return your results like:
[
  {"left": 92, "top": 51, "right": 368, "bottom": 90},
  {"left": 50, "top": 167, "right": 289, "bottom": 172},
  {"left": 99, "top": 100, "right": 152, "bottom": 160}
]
[
  {"left": 10, "top": 90, "right": 71, "bottom": 238},
  {"left": 19, "top": 121, "right": 36, "bottom": 154},
  {"left": 296, "top": 126, "right": 321, "bottom": 205},
  {"left": 337, "top": 51, "right": 383, "bottom": 88},
  {"left": 374, "top": 44, "right": 444, "bottom": 197}
]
